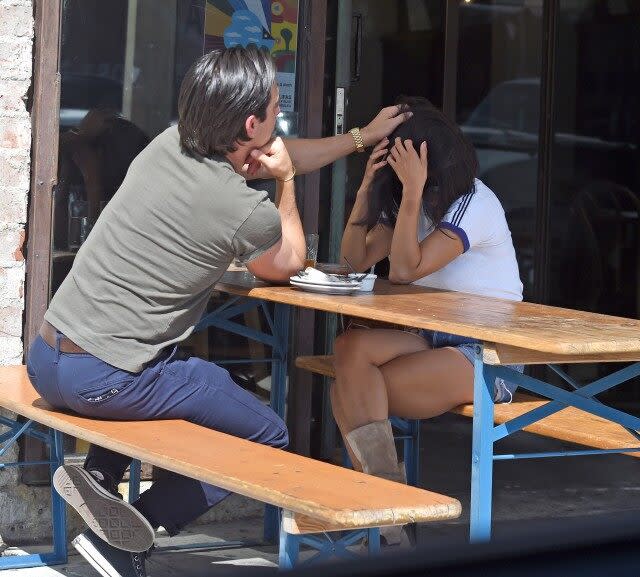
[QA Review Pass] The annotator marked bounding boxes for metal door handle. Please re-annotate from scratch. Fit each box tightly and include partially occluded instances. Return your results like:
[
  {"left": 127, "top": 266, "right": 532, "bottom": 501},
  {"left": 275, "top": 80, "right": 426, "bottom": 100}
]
[{"left": 352, "top": 13, "right": 362, "bottom": 82}]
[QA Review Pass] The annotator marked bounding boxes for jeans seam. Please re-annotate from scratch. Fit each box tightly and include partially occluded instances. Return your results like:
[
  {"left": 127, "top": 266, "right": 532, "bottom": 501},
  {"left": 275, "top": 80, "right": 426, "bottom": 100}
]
[{"left": 194, "top": 377, "right": 287, "bottom": 437}]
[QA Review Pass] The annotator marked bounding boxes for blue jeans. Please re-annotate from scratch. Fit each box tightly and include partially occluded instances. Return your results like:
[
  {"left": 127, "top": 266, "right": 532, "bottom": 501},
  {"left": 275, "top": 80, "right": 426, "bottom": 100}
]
[
  {"left": 421, "top": 330, "right": 522, "bottom": 403},
  {"left": 26, "top": 331, "right": 288, "bottom": 535}
]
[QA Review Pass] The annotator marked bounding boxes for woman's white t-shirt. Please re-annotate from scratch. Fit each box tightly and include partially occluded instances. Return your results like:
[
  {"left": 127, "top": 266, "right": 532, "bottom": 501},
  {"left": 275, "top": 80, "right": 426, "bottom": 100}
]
[{"left": 412, "top": 179, "right": 523, "bottom": 301}]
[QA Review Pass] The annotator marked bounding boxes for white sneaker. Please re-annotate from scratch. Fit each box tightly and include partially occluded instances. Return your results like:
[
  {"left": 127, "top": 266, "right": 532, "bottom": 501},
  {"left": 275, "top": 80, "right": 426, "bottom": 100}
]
[{"left": 53, "top": 465, "right": 154, "bottom": 552}]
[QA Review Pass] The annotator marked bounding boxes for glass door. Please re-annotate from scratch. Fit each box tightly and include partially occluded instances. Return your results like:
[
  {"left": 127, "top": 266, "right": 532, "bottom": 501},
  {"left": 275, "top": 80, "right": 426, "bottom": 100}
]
[
  {"left": 456, "top": 0, "right": 543, "bottom": 300},
  {"left": 328, "top": 0, "right": 445, "bottom": 275},
  {"left": 319, "top": 0, "right": 445, "bottom": 455}
]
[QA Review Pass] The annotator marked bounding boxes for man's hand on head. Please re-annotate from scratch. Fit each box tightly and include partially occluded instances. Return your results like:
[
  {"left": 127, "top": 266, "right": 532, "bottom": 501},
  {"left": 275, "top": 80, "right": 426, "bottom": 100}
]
[{"left": 360, "top": 105, "right": 413, "bottom": 148}]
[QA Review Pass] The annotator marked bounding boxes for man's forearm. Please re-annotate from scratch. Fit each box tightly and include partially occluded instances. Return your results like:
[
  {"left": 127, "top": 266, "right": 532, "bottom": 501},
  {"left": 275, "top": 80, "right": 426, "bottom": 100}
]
[
  {"left": 283, "top": 135, "right": 356, "bottom": 175},
  {"left": 277, "top": 180, "right": 306, "bottom": 262}
]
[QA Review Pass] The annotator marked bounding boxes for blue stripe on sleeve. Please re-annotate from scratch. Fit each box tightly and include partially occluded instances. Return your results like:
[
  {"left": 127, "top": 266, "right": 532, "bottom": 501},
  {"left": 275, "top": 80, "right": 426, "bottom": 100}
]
[
  {"left": 439, "top": 222, "right": 470, "bottom": 252},
  {"left": 451, "top": 192, "right": 474, "bottom": 226}
]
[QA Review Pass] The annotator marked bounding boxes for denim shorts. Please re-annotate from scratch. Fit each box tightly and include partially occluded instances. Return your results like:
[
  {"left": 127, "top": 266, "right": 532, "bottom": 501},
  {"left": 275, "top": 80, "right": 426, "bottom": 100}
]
[{"left": 420, "top": 329, "right": 522, "bottom": 403}]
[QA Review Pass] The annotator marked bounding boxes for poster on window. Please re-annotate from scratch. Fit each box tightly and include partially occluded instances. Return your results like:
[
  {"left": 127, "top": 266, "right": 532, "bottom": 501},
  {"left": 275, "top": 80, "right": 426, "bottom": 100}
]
[{"left": 205, "top": 0, "right": 299, "bottom": 112}]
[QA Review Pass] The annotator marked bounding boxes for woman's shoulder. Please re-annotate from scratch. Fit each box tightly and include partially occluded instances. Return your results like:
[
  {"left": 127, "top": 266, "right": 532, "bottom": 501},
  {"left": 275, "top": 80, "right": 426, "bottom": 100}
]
[
  {"left": 471, "top": 178, "right": 501, "bottom": 203},
  {"left": 445, "top": 179, "right": 504, "bottom": 219},
  {"left": 468, "top": 179, "right": 506, "bottom": 215}
]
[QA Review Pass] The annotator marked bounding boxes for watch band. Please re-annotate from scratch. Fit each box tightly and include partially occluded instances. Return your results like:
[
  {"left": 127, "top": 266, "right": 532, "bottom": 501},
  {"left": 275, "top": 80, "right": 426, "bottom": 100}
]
[{"left": 349, "top": 127, "right": 365, "bottom": 153}]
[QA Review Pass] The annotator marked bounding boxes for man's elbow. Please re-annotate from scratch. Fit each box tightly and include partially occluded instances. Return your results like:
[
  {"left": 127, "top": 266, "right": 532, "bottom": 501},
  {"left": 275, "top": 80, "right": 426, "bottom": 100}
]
[
  {"left": 279, "top": 259, "right": 304, "bottom": 282},
  {"left": 257, "top": 255, "right": 304, "bottom": 284}
]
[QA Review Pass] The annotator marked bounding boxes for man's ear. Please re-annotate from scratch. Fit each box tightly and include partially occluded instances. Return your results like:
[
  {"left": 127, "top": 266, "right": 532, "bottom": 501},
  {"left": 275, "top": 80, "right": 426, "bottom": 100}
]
[{"left": 245, "top": 115, "right": 257, "bottom": 139}]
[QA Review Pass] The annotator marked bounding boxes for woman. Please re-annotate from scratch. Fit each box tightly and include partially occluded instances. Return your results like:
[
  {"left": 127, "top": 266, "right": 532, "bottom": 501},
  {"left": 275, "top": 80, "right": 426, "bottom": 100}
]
[{"left": 332, "top": 97, "right": 523, "bottom": 544}]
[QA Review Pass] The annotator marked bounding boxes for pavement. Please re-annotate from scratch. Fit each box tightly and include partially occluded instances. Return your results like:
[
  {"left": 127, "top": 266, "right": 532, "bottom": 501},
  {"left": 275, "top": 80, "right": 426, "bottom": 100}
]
[{"left": 2, "top": 413, "right": 640, "bottom": 576}]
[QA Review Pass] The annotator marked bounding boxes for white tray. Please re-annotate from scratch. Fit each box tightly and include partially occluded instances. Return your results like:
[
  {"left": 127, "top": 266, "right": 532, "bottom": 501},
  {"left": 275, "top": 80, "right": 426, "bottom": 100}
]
[{"left": 289, "top": 279, "right": 361, "bottom": 295}]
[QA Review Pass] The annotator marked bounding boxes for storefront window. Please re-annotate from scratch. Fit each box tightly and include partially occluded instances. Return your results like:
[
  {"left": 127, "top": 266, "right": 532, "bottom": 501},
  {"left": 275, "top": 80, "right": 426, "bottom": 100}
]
[
  {"left": 456, "top": 0, "right": 544, "bottom": 300},
  {"left": 53, "top": 0, "right": 205, "bottom": 294},
  {"left": 546, "top": 0, "right": 640, "bottom": 403},
  {"left": 548, "top": 1, "right": 640, "bottom": 319}
]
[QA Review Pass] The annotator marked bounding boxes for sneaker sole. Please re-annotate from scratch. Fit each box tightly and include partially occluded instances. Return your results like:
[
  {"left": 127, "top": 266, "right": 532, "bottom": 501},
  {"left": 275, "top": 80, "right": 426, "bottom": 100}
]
[
  {"left": 72, "top": 532, "right": 120, "bottom": 577},
  {"left": 53, "top": 465, "right": 154, "bottom": 552}
]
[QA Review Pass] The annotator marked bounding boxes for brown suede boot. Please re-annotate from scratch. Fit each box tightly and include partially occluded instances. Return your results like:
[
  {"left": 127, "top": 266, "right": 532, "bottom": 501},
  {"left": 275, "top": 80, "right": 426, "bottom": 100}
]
[{"left": 345, "top": 420, "right": 411, "bottom": 547}]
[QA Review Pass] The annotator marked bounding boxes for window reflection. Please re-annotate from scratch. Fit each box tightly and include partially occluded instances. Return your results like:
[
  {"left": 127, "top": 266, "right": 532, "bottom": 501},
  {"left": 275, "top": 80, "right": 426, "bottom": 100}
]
[
  {"left": 54, "top": 0, "right": 205, "bottom": 294},
  {"left": 546, "top": 0, "right": 640, "bottom": 405},
  {"left": 549, "top": 1, "right": 640, "bottom": 320},
  {"left": 457, "top": 0, "right": 543, "bottom": 299}
]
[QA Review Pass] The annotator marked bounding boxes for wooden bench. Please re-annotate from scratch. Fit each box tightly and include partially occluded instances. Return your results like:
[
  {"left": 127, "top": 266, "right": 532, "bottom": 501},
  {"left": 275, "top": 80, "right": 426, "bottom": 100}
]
[
  {"left": 0, "top": 365, "right": 461, "bottom": 570},
  {"left": 296, "top": 355, "right": 640, "bottom": 458}
]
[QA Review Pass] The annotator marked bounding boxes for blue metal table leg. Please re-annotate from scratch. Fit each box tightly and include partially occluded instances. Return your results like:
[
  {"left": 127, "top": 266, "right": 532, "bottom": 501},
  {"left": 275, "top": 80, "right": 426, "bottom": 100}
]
[
  {"left": 129, "top": 459, "right": 141, "bottom": 503},
  {"left": 470, "top": 345, "right": 495, "bottom": 543},
  {"left": 264, "top": 302, "right": 291, "bottom": 543}
]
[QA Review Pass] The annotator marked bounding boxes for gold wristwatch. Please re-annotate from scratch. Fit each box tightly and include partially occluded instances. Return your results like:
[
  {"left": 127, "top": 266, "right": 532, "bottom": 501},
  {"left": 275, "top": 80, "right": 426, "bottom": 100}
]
[{"left": 349, "top": 127, "right": 365, "bottom": 153}]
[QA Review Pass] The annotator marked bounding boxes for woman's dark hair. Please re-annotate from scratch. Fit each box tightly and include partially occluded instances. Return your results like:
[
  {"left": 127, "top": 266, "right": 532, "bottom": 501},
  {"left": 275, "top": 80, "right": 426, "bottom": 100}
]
[
  {"left": 363, "top": 96, "right": 478, "bottom": 228},
  {"left": 178, "top": 45, "right": 276, "bottom": 157}
]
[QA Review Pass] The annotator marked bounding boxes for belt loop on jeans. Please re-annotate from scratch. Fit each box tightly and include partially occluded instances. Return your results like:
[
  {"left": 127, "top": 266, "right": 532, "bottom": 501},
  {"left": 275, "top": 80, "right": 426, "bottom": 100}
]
[{"left": 54, "top": 331, "right": 62, "bottom": 364}]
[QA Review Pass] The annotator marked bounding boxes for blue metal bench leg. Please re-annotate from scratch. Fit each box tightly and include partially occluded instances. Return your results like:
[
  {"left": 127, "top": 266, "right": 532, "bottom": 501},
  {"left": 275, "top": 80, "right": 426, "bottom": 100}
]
[
  {"left": 265, "top": 302, "right": 291, "bottom": 543},
  {"left": 0, "top": 422, "right": 67, "bottom": 569},
  {"left": 278, "top": 524, "right": 301, "bottom": 569},
  {"left": 49, "top": 430, "right": 68, "bottom": 564},
  {"left": 404, "top": 419, "right": 421, "bottom": 486},
  {"left": 279, "top": 523, "right": 380, "bottom": 569},
  {"left": 128, "top": 458, "right": 141, "bottom": 503},
  {"left": 470, "top": 344, "right": 495, "bottom": 543},
  {"left": 367, "top": 528, "right": 380, "bottom": 555}
]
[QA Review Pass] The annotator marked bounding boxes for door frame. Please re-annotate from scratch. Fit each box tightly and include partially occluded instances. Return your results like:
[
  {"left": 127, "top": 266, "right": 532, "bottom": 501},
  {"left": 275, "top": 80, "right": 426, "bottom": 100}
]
[{"left": 25, "top": 0, "right": 63, "bottom": 352}]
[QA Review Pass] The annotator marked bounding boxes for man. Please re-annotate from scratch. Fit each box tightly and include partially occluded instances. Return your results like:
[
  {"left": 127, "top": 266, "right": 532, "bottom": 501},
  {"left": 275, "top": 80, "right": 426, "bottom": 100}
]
[{"left": 27, "top": 45, "right": 408, "bottom": 577}]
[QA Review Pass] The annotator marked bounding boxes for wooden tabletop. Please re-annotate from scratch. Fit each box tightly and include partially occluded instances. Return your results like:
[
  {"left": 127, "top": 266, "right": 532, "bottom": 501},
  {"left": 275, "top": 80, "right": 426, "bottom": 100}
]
[{"left": 216, "top": 272, "right": 640, "bottom": 357}]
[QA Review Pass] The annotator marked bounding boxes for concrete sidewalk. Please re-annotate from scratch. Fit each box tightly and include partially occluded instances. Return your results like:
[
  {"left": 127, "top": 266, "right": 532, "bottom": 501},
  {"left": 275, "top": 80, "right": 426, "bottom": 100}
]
[{"left": 3, "top": 413, "right": 640, "bottom": 575}]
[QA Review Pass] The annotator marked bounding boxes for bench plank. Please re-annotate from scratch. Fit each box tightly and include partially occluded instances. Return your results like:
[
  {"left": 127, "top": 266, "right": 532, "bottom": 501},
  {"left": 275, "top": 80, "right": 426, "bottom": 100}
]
[
  {"left": 0, "top": 366, "right": 461, "bottom": 529},
  {"left": 296, "top": 355, "right": 640, "bottom": 457}
]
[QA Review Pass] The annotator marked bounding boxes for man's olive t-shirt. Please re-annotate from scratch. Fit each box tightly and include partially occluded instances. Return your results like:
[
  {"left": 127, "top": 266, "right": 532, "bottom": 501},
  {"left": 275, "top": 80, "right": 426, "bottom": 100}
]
[{"left": 46, "top": 126, "right": 281, "bottom": 372}]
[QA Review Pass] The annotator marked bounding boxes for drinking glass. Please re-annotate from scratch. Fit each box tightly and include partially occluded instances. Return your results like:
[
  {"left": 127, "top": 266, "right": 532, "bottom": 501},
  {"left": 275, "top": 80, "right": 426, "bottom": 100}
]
[{"left": 305, "top": 233, "right": 319, "bottom": 269}]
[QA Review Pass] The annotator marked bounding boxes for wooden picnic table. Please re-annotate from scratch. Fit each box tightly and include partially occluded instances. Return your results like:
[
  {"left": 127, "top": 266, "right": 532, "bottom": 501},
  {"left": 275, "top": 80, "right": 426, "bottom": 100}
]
[
  {"left": 205, "top": 271, "right": 640, "bottom": 541},
  {"left": 216, "top": 271, "right": 640, "bottom": 358}
]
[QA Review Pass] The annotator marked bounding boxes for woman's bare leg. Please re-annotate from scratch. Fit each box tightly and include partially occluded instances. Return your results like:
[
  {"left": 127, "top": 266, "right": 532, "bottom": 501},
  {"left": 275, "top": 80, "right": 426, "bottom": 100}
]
[
  {"left": 331, "top": 328, "right": 474, "bottom": 436},
  {"left": 331, "top": 329, "right": 427, "bottom": 469},
  {"left": 330, "top": 328, "right": 474, "bottom": 547}
]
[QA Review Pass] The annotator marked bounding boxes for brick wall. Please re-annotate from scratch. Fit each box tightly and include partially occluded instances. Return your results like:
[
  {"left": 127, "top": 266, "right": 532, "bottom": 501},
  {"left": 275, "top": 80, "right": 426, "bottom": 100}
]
[
  {"left": 0, "top": 0, "right": 31, "bottom": 363},
  {"left": 0, "top": 0, "right": 33, "bottom": 548}
]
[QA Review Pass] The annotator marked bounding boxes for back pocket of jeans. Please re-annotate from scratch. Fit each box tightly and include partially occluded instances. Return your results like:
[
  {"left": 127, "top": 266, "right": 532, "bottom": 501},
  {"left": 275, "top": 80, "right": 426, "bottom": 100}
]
[{"left": 78, "top": 378, "right": 133, "bottom": 404}]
